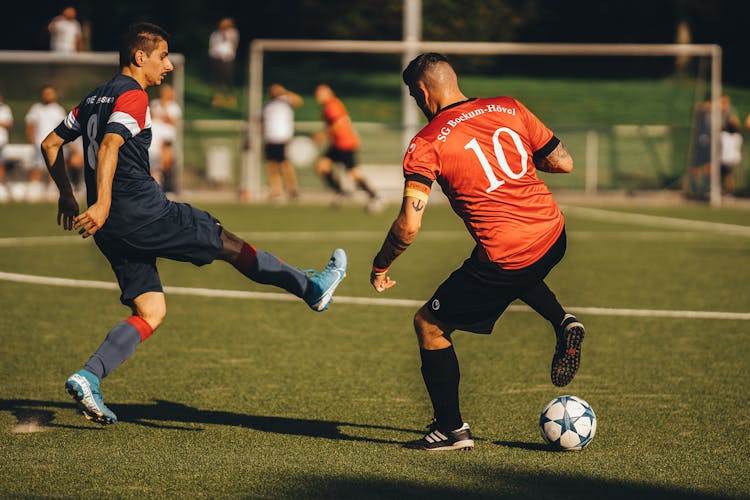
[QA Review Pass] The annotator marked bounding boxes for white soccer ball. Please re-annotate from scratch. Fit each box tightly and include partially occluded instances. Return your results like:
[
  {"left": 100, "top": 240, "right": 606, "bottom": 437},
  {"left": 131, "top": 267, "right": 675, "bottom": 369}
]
[{"left": 539, "top": 395, "right": 597, "bottom": 451}]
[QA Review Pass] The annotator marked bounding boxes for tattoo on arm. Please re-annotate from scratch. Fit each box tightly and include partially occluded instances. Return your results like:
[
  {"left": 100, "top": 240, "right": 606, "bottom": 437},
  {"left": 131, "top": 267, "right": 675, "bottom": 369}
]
[
  {"left": 411, "top": 199, "right": 424, "bottom": 212},
  {"left": 536, "top": 142, "right": 572, "bottom": 173},
  {"left": 373, "top": 226, "right": 413, "bottom": 270}
]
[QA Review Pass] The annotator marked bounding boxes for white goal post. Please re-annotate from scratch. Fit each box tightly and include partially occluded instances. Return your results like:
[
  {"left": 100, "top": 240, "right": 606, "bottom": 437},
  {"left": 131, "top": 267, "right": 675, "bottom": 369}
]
[
  {"left": 0, "top": 50, "right": 185, "bottom": 191},
  {"left": 247, "top": 40, "right": 722, "bottom": 205}
]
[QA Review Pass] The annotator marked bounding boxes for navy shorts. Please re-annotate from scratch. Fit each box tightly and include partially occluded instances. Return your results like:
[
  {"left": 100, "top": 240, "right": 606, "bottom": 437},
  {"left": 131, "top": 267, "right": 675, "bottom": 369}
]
[
  {"left": 265, "top": 143, "right": 287, "bottom": 162},
  {"left": 325, "top": 146, "right": 357, "bottom": 169},
  {"left": 94, "top": 202, "right": 224, "bottom": 305},
  {"left": 427, "top": 229, "right": 567, "bottom": 334}
]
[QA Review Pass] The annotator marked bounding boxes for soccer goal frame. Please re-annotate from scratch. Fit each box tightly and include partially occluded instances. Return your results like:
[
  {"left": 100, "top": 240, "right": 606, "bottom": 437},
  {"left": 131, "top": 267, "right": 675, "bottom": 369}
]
[
  {"left": 0, "top": 50, "right": 185, "bottom": 191},
  {"left": 247, "top": 40, "right": 723, "bottom": 205}
]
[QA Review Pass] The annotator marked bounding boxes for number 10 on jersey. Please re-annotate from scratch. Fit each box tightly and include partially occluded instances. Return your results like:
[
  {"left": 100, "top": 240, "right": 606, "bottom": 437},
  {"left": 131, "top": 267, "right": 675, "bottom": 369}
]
[{"left": 464, "top": 127, "right": 528, "bottom": 193}]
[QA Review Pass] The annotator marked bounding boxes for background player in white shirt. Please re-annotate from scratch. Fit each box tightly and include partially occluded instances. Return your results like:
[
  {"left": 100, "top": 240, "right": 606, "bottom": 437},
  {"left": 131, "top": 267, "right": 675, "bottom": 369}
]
[
  {"left": 25, "top": 85, "right": 67, "bottom": 200},
  {"left": 262, "top": 83, "right": 302, "bottom": 202},
  {"left": 148, "top": 83, "right": 182, "bottom": 191},
  {"left": 0, "top": 92, "right": 13, "bottom": 202}
]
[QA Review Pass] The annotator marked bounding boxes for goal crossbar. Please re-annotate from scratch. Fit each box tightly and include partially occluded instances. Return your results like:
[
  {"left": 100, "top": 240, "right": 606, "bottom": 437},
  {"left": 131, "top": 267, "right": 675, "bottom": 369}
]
[{"left": 246, "top": 40, "right": 722, "bottom": 205}]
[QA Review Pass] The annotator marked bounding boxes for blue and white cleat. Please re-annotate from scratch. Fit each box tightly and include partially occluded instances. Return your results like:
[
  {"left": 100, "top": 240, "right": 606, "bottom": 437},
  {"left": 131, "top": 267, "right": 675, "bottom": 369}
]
[
  {"left": 65, "top": 369, "right": 117, "bottom": 425},
  {"left": 304, "top": 248, "right": 347, "bottom": 312}
]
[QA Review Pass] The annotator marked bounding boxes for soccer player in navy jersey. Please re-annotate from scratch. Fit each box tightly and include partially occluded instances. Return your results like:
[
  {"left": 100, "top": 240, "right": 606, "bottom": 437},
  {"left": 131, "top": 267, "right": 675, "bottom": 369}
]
[{"left": 40, "top": 22, "right": 347, "bottom": 425}]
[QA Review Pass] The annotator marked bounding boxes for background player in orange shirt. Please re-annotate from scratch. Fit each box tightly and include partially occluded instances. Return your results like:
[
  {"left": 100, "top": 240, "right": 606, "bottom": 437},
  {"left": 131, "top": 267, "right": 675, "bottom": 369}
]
[
  {"left": 370, "top": 53, "right": 585, "bottom": 451},
  {"left": 313, "top": 84, "right": 382, "bottom": 212}
]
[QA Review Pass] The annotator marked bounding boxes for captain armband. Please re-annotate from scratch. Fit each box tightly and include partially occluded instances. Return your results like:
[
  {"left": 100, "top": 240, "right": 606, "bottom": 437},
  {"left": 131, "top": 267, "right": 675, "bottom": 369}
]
[{"left": 403, "top": 179, "right": 431, "bottom": 203}]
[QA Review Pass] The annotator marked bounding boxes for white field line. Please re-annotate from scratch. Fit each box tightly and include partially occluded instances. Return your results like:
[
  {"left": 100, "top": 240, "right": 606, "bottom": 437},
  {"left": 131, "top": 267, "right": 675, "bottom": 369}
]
[
  {"left": 0, "top": 231, "right": 468, "bottom": 247},
  {"left": 1, "top": 271, "right": 748, "bottom": 321},
  {"left": 0, "top": 228, "right": 734, "bottom": 248},
  {"left": 561, "top": 206, "right": 750, "bottom": 237}
]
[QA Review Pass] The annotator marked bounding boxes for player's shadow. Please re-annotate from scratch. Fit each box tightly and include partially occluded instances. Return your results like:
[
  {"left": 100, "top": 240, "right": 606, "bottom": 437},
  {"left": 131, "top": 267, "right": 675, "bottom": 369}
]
[
  {"left": 0, "top": 398, "right": 418, "bottom": 444},
  {"left": 494, "top": 440, "right": 558, "bottom": 452}
]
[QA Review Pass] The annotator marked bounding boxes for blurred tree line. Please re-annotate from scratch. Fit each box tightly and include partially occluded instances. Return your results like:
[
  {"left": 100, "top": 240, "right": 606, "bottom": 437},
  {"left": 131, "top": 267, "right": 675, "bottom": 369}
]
[{"left": 2, "top": 0, "right": 749, "bottom": 84}]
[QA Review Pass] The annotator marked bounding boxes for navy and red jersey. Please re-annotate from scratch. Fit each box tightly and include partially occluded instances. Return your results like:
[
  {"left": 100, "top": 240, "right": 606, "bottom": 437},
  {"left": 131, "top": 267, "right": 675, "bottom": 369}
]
[
  {"left": 54, "top": 74, "right": 170, "bottom": 238},
  {"left": 403, "top": 97, "right": 564, "bottom": 270}
]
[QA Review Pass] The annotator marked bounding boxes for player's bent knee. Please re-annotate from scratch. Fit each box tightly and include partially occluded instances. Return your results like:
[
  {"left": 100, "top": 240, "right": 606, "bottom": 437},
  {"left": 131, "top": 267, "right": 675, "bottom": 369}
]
[
  {"left": 132, "top": 292, "right": 167, "bottom": 330},
  {"left": 414, "top": 306, "right": 453, "bottom": 350},
  {"left": 218, "top": 229, "right": 244, "bottom": 262}
]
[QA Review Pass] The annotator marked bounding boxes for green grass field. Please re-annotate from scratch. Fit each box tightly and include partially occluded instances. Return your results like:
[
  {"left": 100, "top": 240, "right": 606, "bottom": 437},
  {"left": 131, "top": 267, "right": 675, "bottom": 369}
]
[{"left": 1, "top": 200, "right": 749, "bottom": 498}]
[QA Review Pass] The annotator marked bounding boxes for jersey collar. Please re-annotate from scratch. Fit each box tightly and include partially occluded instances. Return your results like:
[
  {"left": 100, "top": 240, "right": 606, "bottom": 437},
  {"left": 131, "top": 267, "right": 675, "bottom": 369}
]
[{"left": 433, "top": 98, "right": 476, "bottom": 119}]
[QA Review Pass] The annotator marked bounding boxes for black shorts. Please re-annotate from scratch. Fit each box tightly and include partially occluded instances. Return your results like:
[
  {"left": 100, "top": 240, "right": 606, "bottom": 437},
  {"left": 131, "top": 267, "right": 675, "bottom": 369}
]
[
  {"left": 265, "top": 143, "right": 287, "bottom": 162},
  {"left": 427, "top": 229, "right": 567, "bottom": 334},
  {"left": 94, "top": 202, "right": 224, "bottom": 305},
  {"left": 325, "top": 146, "right": 357, "bottom": 169}
]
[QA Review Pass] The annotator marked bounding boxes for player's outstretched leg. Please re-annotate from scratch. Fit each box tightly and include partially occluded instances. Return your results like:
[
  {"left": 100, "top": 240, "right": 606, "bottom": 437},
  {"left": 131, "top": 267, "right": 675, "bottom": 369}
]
[
  {"left": 304, "top": 248, "right": 347, "bottom": 311},
  {"left": 551, "top": 314, "right": 585, "bottom": 387},
  {"left": 65, "top": 369, "right": 117, "bottom": 425}
]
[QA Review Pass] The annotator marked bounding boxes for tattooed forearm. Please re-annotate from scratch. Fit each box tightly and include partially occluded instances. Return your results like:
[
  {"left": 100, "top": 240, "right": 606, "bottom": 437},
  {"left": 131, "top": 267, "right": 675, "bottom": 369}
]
[
  {"left": 535, "top": 141, "right": 573, "bottom": 173},
  {"left": 411, "top": 199, "right": 425, "bottom": 212},
  {"left": 374, "top": 227, "right": 411, "bottom": 269}
]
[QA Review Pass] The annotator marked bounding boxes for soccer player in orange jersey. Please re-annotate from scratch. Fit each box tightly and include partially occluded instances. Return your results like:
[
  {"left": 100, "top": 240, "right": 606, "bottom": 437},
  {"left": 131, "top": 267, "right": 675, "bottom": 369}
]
[
  {"left": 313, "top": 84, "right": 382, "bottom": 212},
  {"left": 370, "top": 53, "right": 585, "bottom": 451}
]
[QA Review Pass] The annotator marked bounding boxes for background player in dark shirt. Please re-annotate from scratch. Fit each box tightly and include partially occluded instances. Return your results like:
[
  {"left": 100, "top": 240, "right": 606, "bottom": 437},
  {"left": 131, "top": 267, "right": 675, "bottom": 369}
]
[{"left": 40, "top": 22, "right": 347, "bottom": 425}]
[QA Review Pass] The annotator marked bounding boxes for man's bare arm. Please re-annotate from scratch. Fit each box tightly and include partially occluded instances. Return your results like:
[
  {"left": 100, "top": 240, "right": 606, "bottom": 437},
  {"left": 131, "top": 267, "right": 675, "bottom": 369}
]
[
  {"left": 73, "top": 133, "right": 124, "bottom": 238},
  {"left": 41, "top": 131, "right": 79, "bottom": 230},
  {"left": 534, "top": 141, "right": 573, "bottom": 173},
  {"left": 370, "top": 180, "right": 429, "bottom": 292}
]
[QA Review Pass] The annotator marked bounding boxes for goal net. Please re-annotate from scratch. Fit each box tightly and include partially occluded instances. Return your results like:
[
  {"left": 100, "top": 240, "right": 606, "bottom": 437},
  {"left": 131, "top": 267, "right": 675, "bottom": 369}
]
[
  {"left": 0, "top": 50, "right": 185, "bottom": 196},
  {"left": 246, "top": 40, "right": 724, "bottom": 205}
]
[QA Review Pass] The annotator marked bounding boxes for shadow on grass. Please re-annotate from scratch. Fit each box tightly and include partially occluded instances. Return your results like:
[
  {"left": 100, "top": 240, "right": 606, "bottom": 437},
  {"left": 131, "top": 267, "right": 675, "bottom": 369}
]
[
  {"left": 277, "top": 472, "right": 737, "bottom": 500},
  {"left": 0, "top": 398, "right": 418, "bottom": 444}
]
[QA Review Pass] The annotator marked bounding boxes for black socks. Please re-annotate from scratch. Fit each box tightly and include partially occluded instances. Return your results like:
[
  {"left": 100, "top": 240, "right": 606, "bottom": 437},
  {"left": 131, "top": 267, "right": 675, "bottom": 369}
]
[{"left": 419, "top": 345, "right": 463, "bottom": 432}]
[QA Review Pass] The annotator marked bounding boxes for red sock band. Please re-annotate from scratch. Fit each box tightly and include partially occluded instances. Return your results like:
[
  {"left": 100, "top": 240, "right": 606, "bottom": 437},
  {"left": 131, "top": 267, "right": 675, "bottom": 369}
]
[
  {"left": 126, "top": 316, "right": 154, "bottom": 342},
  {"left": 234, "top": 242, "right": 258, "bottom": 274}
]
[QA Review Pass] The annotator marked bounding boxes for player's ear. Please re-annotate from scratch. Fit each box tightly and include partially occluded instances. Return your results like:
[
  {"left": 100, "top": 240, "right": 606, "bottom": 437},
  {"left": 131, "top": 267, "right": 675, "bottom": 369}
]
[{"left": 133, "top": 50, "right": 145, "bottom": 67}]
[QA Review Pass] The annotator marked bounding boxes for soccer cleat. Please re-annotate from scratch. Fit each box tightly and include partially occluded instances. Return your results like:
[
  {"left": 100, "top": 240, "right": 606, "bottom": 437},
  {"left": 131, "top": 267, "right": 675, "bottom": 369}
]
[
  {"left": 304, "top": 248, "right": 347, "bottom": 312},
  {"left": 551, "top": 314, "right": 585, "bottom": 387},
  {"left": 65, "top": 369, "right": 117, "bottom": 425},
  {"left": 404, "top": 421, "right": 474, "bottom": 451}
]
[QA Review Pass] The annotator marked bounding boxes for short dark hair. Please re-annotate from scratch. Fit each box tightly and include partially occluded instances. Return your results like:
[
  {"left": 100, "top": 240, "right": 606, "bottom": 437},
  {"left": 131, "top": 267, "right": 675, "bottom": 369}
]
[
  {"left": 119, "top": 22, "right": 171, "bottom": 68},
  {"left": 402, "top": 52, "right": 450, "bottom": 86}
]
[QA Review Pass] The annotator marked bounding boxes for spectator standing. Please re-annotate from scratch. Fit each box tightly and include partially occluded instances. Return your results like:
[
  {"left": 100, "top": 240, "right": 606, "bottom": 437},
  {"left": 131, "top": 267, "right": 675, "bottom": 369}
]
[
  {"left": 25, "top": 84, "right": 67, "bottom": 201},
  {"left": 0, "top": 92, "right": 13, "bottom": 202},
  {"left": 262, "top": 83, "right": 302, "bottom": 202},
  {"left": 720, "top": 120, "right": 742, "bottom": 196},
  {"left": 148, "top": 83, "right": 182, "bottom": 192},
  {"left": 208, "top": 17, "right": 239, "bottom": 109},
  {"left": 48, "top": 6, "right": 82, "bottom": 53}
]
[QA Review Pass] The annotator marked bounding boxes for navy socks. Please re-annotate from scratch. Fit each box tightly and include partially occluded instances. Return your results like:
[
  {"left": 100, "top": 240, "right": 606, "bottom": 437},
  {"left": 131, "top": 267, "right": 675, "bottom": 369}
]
[
  {"left": 84, "top": 317, "right": 152, "bottom": 379},
  {"left": 233, "top": 243, "right": 309, "bottom": 298}
]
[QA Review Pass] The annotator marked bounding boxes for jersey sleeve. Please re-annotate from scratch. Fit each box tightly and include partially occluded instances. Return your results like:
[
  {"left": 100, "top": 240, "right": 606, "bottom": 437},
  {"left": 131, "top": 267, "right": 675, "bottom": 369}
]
[
  {"left": 323, "top": 99, "right": 347, "bottom": 124},
  {"left": 106, "top": 89, "right": 149, "bottom": 139},
  {"left": 515, "top": 99, "right": 555, "bottom": 154},
  {"left": 54, "top": 106, "right": 82, "bottom": 141},
  {"left": 403, "top": 136, "right": 439, "bottom": 200}
]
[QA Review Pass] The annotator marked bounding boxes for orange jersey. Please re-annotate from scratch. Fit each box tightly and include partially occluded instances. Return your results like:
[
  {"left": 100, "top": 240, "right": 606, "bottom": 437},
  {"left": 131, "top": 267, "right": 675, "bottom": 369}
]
[
  {"left": 322, "top": 97, "right": 360, "bottom": 151},
  {"left": 403, "top": 97, "right": 564, "bottom": 270}
]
